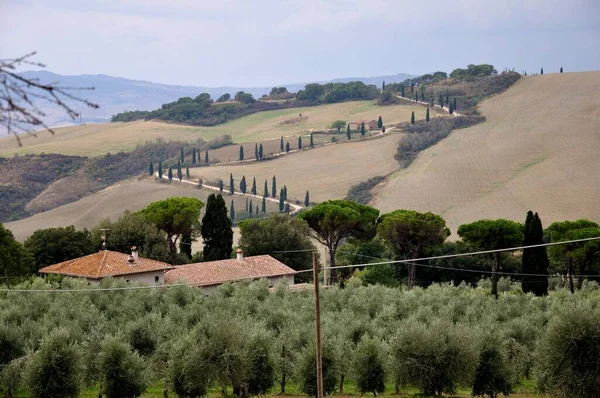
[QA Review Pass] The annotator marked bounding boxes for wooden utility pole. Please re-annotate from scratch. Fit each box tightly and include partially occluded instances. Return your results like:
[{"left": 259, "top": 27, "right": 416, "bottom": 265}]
[{"left": 313, "top": 252, "right": 324, "bottom": 398}]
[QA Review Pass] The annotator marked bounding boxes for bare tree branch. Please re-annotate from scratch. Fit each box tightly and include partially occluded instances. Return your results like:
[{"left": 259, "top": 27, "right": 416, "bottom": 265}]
[{"left": 0, "top": 51, "right": 99, "bottom": 145}]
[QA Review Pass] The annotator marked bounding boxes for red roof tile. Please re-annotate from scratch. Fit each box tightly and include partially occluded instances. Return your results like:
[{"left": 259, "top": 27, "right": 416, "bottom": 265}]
[
  {"left": 164, "top": 255, "right": 296, "bottom": 286},
  {"left": 39, "top": 251, "right": 173, "bottom": 279}
]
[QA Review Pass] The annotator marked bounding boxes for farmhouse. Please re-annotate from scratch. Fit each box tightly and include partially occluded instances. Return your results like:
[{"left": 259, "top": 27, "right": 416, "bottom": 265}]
[
  {"left": 39, "top": 247, "right": 173, "bottom": 285},
  {"left": 348, "top": 119, "right": 378, "bottom": 131},
  {"left": 164, "top": 249, "right": 296, "bottom": 292}
]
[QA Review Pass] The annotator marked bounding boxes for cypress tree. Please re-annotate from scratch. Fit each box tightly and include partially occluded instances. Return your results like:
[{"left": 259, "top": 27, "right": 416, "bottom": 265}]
[
  {"left": 449, "top": 102, "right": 454, "bottom": 114},
  {"left": 377, "top": 116, "right": 383, "bottom": 129},
  {"left": 382, "top": 80, "right": 385, "bottom": 90},
  {"left": 186, "top": 166, "right": 190, "bottom": 179},
  {"left": 256, "top": 205, "right": 259, "bottom": 215},
  {"left": 219, "top": 179, "right": 224, "bottom": 193},
  {"left": 283, "top": 185, "right": 287, "bottom": 201},
  {"left": 415, "top": 92, "right": 418, "bottom": 102},
  {"left": 541, "top": 67, "right": 544, "bottom": 75},
  {"left": 401, "top": 84, "right": 405, "bottom": 97},
  {"left": 360, "top": 122, "right": 365, "bottom": 137},
  {"left": 259, "top": 144, "right": 264, "bottom": 159},
  {"left": 249, "top": 199, "right": 253, "bottom": 215},
  {"left": 453, "top": 97, "right": 457, "bottom": 111},
  {"left": 439, "top": 93, "right": 444, "bottom": 108},
  {"left": 263, "top": 180, "right": 269, "bottom": 198},
  {"left": 168, "top": 166, "right": 173, "bottom": 181},
  {"left": 310, "top": 133, "right": 314, "bottom": 147},
  {"left": 180, "top": 147, "right": 184, "bottom": 164},
  {"left": 285, "top": 203, "right": 290, "bottom": 214},
  {"left": 304, "top": 191, "right": 310, "bottom": 207},
  {"left": 426, "top": 107, "right": 430, "bottom": 122},
  {"left": 446, "top": 90, "right": 449, "bottom": 105},
  {"left": 255, "top": 143, "right": 259, "bottom": 160},
  {"left": 526, "top": 213, "right": 549, "bottom": 296},
  {"left": 177, "top": 161, "right": 182, "bottom": 181},
  {"left": 158, "top": 161, "right": 163, "bottom": 179},
  {"left": 201, "top": 194, "right": 234, "bottom": 261},
  {"left": 346, "top": 124, "right": 351, "bottom": 140},
  {"left": 280, "top": 136, "right": 284, "bottom": 152},
  {"left": 560, "top": 66, "right": 563, "bottom": 73},
  {"left": 229, "top": 173, "right": 234, "bottom": 195},
  {"left": 285, "top": 142, "right": 290, "bottom": 153},
  {"left": 205, "top": 150, "right": 209, "bottom": 164},
  {"left": 198, "top": 178, "right": 202, "bottom": 188},
  {"left": 272, "top": 176, "right": 277, "bottom": 198},
  {"left": 149, "top": 162, "right": 154, "bottom": 176},
  {"left": 251, "top": 177, "right": 257, "bottom": 195},
  {"left": 240, "top": 176, "right": 247, "bottom": 194},
  {"left": 245, "top": 197, "right": 249, "bottom": 212},
  {"left": 261, "top": 196, "right": 266, "bottom": 213},
  {"left": 279, "top": 189, "right": 284, "bottom": 212},
  {"left": 239, "top": 145, "right": 244, "bottom": 161},
  {"left": 410, "top": 111, "right": 415, "bottom": 125},
  {"left": 192, "top": 147, "right": 196, "bottom": 164},
  {"left": 298, "top": 136, "right": 302, "bottom": 150},
  {"left": 410, "top": 82, "right": 414, "bottom": 94}
]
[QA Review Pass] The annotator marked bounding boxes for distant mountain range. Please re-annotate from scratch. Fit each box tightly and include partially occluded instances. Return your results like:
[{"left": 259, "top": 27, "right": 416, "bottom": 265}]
[{"left": 19, "top": 70, "right": 414, "bottom": 127}]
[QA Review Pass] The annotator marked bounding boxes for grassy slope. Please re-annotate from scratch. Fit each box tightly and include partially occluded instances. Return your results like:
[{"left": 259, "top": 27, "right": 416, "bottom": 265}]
[
  {"left": 4, "top": 178, "right": 273, "bottom": 242},
  {"left": 0, "top": 101, "right": 423, "bottom": 157},
  {"left": 372, "top": 71, "right": 600, "bottom": 234}
]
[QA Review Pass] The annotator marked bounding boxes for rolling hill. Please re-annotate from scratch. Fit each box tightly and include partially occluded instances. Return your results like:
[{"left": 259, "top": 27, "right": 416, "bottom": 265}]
[
  {"left": 372, "top": 71, "right": 600, "bottom": 233},
  {"left": 13, "top": 70, "right": 413, "bottom": 127},
  {"left": 0, "top": 100, "right": 422, "bottom": 157}
]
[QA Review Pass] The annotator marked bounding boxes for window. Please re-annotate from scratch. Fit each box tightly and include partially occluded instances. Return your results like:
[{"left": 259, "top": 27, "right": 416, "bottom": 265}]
[
  {"left": 155, "top": 275, "right": 160, "bottom": 284},
  {"left": 126, "top": 280, "right": 130, "bottom": 283}
]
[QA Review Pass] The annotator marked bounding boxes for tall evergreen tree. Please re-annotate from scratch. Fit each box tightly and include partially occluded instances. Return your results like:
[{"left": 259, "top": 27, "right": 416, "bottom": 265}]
[
  {"left": 282, "top": 185, "right": 287, "bottom": 201},
  {"left": 261, "top": 196, "right": 266, "bottom": 213},
  {"left": 439, "top": 93, "right": 444, "bottom": 108},
  {"left": 310, "top": 133, "right": 314, "bottom": 147},
  {"left": 304, "top": 191, "right": 310, "bottom": 207},
  {"left": 229, "top": 173, "right": 235, "bottom": 195},
  {"left": 192, "top": 147, "right": 197, "bottom": 164},
  {"left": 264, "top": 180, "right": 269, "bottom": 198},
  {"left": 415, "top": 92, "right": 418, "bottom": 102},
  {"left": 285, "top": 142, "right": 290, "bottom": 153},
  {"left": 453, "top": 97, "right": 457, "bottom": 112},
  {"left": 177, "top": 161, "right": 183, "bottom": 181},
  {"left": 410, "top": 111, "right": 415, "bottom": 125},
  {"left": 219, "top": 179, "right": 224, "bottom": 193},
  {"left": 541, "top": 67, "right": 544, "bottom": 75},
  {"left": 180, "top": 147, "right": 184, "bottom": 164},
  {"left": 280, "top": 136, "right": 284, "bottom": 152},
  {"left": 449, "top": 102, "right": 454, "bottom": 114},
  {"left": 256, "top": 205, "right": 259, "bottom": 215},
  {"left": 158, "top": 161, "right": 163, "bottom": 179},
  {"left": 410, "top": 82, "right": 414, "bottom": 94},
  {"left": 245, "top": 197, "right": 249, "bottom": 212},
  {"left": 149, "top": 162, "right": 154, "bottom": 176},
  {"left": 229, "top": 200, "right": 235, "bottom": 223},
  {"left": 285, "top": 203, "right": 290, "bottom": 214},
  {"left": 240, "top": 176, "right": 247, "bottom": 194},
  {"left": 259, "top": 144, "right": 264, "bottom": 159},
  {"left": 560, "top": 66, "right": 563, "bottom": 73},
  {"left": 205, "top": 150, "right": 209, "bottom": 164},
  {"left": 279, "top": 190, "right": 284, "bottom": 212},
  {"left": 272, "top": 176, "right": 277, "bottom": 198},
  {"left": 239, "top": 145, "right": 244, "bottom": 161},
  {"left": 401, "top": 84, "right": 405, "bottom": 97},
  {"left": 255, "top": 143, "right": 259, "bottom": 160},
  {"left": 298, "top": 136, "right": 302, "bottom": 150},
  {"left": 186, "top": 166, "right": 190, "bottom": 179},
  {"left": 426, "top": 107, "right": 430, "bottom": 122},
  {"left": 360, "top": 122, "right": 366, "bottom": 137},
  {"left": 346, "top": 124, "right": 351, "bottom": 140},
  {"left": 522, "top": 211, "right": 549, "bottom": 296},
  {"left": 377, "top": 116, "right": 383, "bottom": 129},
  {"left": 446, "top": 90, "right": 449, "bottom": 105},
  {"left": 251, "top": 177, "right": 257, "bottom": 195},
  {"left": 168, "top": 166, "right": 173, "bottom": 181},
  {"left": 249, "top": 200, "right": 253, "bottom": 215},
  {"left": 382, "top": 80, "right": 385, "bottom": 90}
]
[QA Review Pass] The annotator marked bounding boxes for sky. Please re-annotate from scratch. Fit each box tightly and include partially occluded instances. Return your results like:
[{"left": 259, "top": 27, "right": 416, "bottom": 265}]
[{"left": 1, "top": 0, "right": 599, "bottom": 87}]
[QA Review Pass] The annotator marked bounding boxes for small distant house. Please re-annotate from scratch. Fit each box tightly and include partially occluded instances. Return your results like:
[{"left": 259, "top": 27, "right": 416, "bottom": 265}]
[
  {"left": 39, "top": 247, "right": 173, "bottom": 285},
  {"left": 164, "top": 249, "right": 297, "bottom": 292},
  {"left": 348, "top": 120, "right": 378, "bottom": 131}
]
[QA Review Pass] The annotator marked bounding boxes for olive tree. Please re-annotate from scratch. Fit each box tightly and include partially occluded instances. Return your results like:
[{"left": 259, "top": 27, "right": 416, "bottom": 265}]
[
  {"left": 99, "top": 337, "right": 147, "bottom": 398},
  {"left": 353, "top": 338, "right": 385, "bottom": 396}
]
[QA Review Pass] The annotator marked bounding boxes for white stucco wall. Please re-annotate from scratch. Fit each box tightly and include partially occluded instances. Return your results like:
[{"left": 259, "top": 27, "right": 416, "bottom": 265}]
[{"left": 122, "top": 271, "right": 165, "bottom": 285}]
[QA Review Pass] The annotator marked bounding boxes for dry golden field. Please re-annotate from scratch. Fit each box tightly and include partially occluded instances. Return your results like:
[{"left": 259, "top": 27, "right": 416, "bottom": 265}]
[
  {"left": 188, "top": 131, "right": 403, "bottom": 203},
  {"left": 5, "top": 178, "right": 272, "bottom": 241},
  {"left": 372, "top": 71, "right": 600, "bottom": 233},
  {"left": 0, "top": 100, "right": 425, "bottom": 157}
]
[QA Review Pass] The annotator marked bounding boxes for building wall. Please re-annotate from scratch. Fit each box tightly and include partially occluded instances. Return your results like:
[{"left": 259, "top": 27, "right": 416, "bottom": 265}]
[{"left": 122, "top": 271, "right": 165, "bottom": 285}]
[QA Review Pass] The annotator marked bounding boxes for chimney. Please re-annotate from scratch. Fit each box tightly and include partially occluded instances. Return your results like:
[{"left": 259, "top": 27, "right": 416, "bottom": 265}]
[
  {"left": 236, "top": 248, "right": 244, "bottom": 262},
  {"left": 131, "top": 246, "right": 139, "bottom": 261},
  {"left": 127, "top": 255, "right": 135, "bottom": 265}
]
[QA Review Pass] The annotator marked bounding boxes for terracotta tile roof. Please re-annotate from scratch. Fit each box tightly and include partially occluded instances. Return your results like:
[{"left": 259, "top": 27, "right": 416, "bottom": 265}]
[
  {"left": 39, "top": 251, "right": 173, "bottom": 279},
  {"left": 164, "top": 255, "right": 297, "bottom": 286}
]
